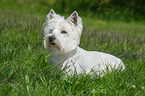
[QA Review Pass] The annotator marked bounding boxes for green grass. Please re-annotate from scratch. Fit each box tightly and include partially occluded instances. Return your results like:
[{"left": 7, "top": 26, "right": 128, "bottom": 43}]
[{"left": 0, "top": 5, "right": 145, "bottom": 96}]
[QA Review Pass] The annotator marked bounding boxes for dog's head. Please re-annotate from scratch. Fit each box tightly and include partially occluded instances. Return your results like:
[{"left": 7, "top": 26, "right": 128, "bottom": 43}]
[{"left": 44, "top": 9, "right": 83, "bottom": 54}]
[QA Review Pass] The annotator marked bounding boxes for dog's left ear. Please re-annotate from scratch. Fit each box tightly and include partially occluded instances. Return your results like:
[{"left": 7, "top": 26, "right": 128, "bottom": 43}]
[
  {"left": 47, "top": 9, "right": 56, "bottom": 20},
  {"left": 67, "top": 11, "right": 80, "bottom": 25}
]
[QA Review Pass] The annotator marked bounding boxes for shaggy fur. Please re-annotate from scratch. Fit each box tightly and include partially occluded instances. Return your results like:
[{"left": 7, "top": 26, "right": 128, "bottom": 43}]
[{"left": 43, "top": 9, "right": 125, "bottom": 75}]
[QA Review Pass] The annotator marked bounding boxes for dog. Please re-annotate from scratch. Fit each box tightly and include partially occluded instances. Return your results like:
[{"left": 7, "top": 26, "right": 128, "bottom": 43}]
[{"left": 43, "top": 9, "right": 125, "bottom": 75}]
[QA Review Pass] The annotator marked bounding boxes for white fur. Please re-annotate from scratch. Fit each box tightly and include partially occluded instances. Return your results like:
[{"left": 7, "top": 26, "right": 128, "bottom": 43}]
[{"left": 44, "top": 9, "right": 125, "bottom": 75}]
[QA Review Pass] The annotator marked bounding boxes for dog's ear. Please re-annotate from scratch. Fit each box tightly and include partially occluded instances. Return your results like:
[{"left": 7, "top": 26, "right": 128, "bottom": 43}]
[
  {"left": 47, "top": 9, "right": 56, "bottom": 20},
  {"left": 67, "top": 11, "right": 80, "bottom": 25}
]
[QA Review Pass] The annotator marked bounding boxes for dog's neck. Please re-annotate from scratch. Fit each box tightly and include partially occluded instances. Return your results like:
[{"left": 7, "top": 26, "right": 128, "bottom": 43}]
[
  {"left": 53, "top": 47, "right": 78, "bottom": 59},
  {"left": 50, "top": 47, "right": 80, "bottom": 65}
]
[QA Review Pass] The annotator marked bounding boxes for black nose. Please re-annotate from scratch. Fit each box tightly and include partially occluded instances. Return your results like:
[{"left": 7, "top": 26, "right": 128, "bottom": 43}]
[{"left": 49, "top": 35, "right": 56, "bottom": 42}]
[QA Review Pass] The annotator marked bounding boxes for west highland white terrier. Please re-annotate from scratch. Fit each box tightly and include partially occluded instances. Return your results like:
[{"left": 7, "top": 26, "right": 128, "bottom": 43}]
[{"left": 43, "top": 9, "right": 125, "bottom": 75}]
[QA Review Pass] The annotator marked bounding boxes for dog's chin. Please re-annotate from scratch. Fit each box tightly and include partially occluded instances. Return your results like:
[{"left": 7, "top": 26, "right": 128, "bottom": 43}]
[
  {"left": 48, "top": 46, "right": 65, "bottom": 54},
  {"left": 48, "top": 45, "right": 75, "bottom": 54},
  {"left": 46, "top": 41, "right": 63, "bottom": 54},
  {"left": 47, "top": 43, "right": 59, "bottom": 52},
  {"left": 50, "top": 42, "right": 56, "bottom": 45}
]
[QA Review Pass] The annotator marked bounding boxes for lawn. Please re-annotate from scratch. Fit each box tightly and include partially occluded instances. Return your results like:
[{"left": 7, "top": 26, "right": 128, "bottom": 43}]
[{"left": 0, "top": 2, "right": 145, "bottom": 96}]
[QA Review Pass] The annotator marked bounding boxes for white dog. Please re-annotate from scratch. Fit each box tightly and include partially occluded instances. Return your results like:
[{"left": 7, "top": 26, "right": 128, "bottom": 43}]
[{"left": 44, "top": 9, "right": 125, "bottom": 75}]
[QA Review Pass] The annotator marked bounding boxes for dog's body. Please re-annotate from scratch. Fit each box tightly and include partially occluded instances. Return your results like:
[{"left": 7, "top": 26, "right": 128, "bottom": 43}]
[{"left": 44, "top": 9, "right": 125, "bottom": 75}]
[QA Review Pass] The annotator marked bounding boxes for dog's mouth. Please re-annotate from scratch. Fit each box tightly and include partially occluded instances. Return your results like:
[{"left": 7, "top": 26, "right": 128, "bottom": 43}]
[{"left": 50, "top": 42, "right": 56, "bottom": 45}]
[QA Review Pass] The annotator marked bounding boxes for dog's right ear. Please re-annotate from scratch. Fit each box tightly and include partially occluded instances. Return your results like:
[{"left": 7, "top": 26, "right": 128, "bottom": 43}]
[
  {"left": 66, "top": 11, "right": 82, "bottom": 26},
  {"left": 47, "top": 9, "right": 56, "bottom": 20},
  {"left": 67, "top": 11, "right": 78, "bottom": 25}
]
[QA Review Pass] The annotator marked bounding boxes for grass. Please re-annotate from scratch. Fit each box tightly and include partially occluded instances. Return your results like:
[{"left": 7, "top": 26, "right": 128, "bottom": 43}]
[{"left": 0, "top": 3, "right": 145, "bottom": 96}]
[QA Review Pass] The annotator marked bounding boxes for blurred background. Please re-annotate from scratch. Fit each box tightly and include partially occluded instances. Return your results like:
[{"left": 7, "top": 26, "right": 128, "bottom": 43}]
[
  {"left": 0, "top": 1, "right": 145, "bottom": 95},
  {"left": 0, "top": 0, "right": 145, "bottom": 21}
]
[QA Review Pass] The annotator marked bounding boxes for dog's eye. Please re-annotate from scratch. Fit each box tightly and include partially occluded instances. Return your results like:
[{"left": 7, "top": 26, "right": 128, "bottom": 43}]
[
  {"left": 49, "top": 29, "right": 53, "bottom": 33},
  {"left": 61, "top": 31, "right": 67, "bottom": 34}
]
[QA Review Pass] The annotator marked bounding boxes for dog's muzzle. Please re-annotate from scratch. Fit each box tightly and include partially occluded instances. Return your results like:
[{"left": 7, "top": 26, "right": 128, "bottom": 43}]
[{"left": 48, "top": 35, "right": 56, "bottom": 45}]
